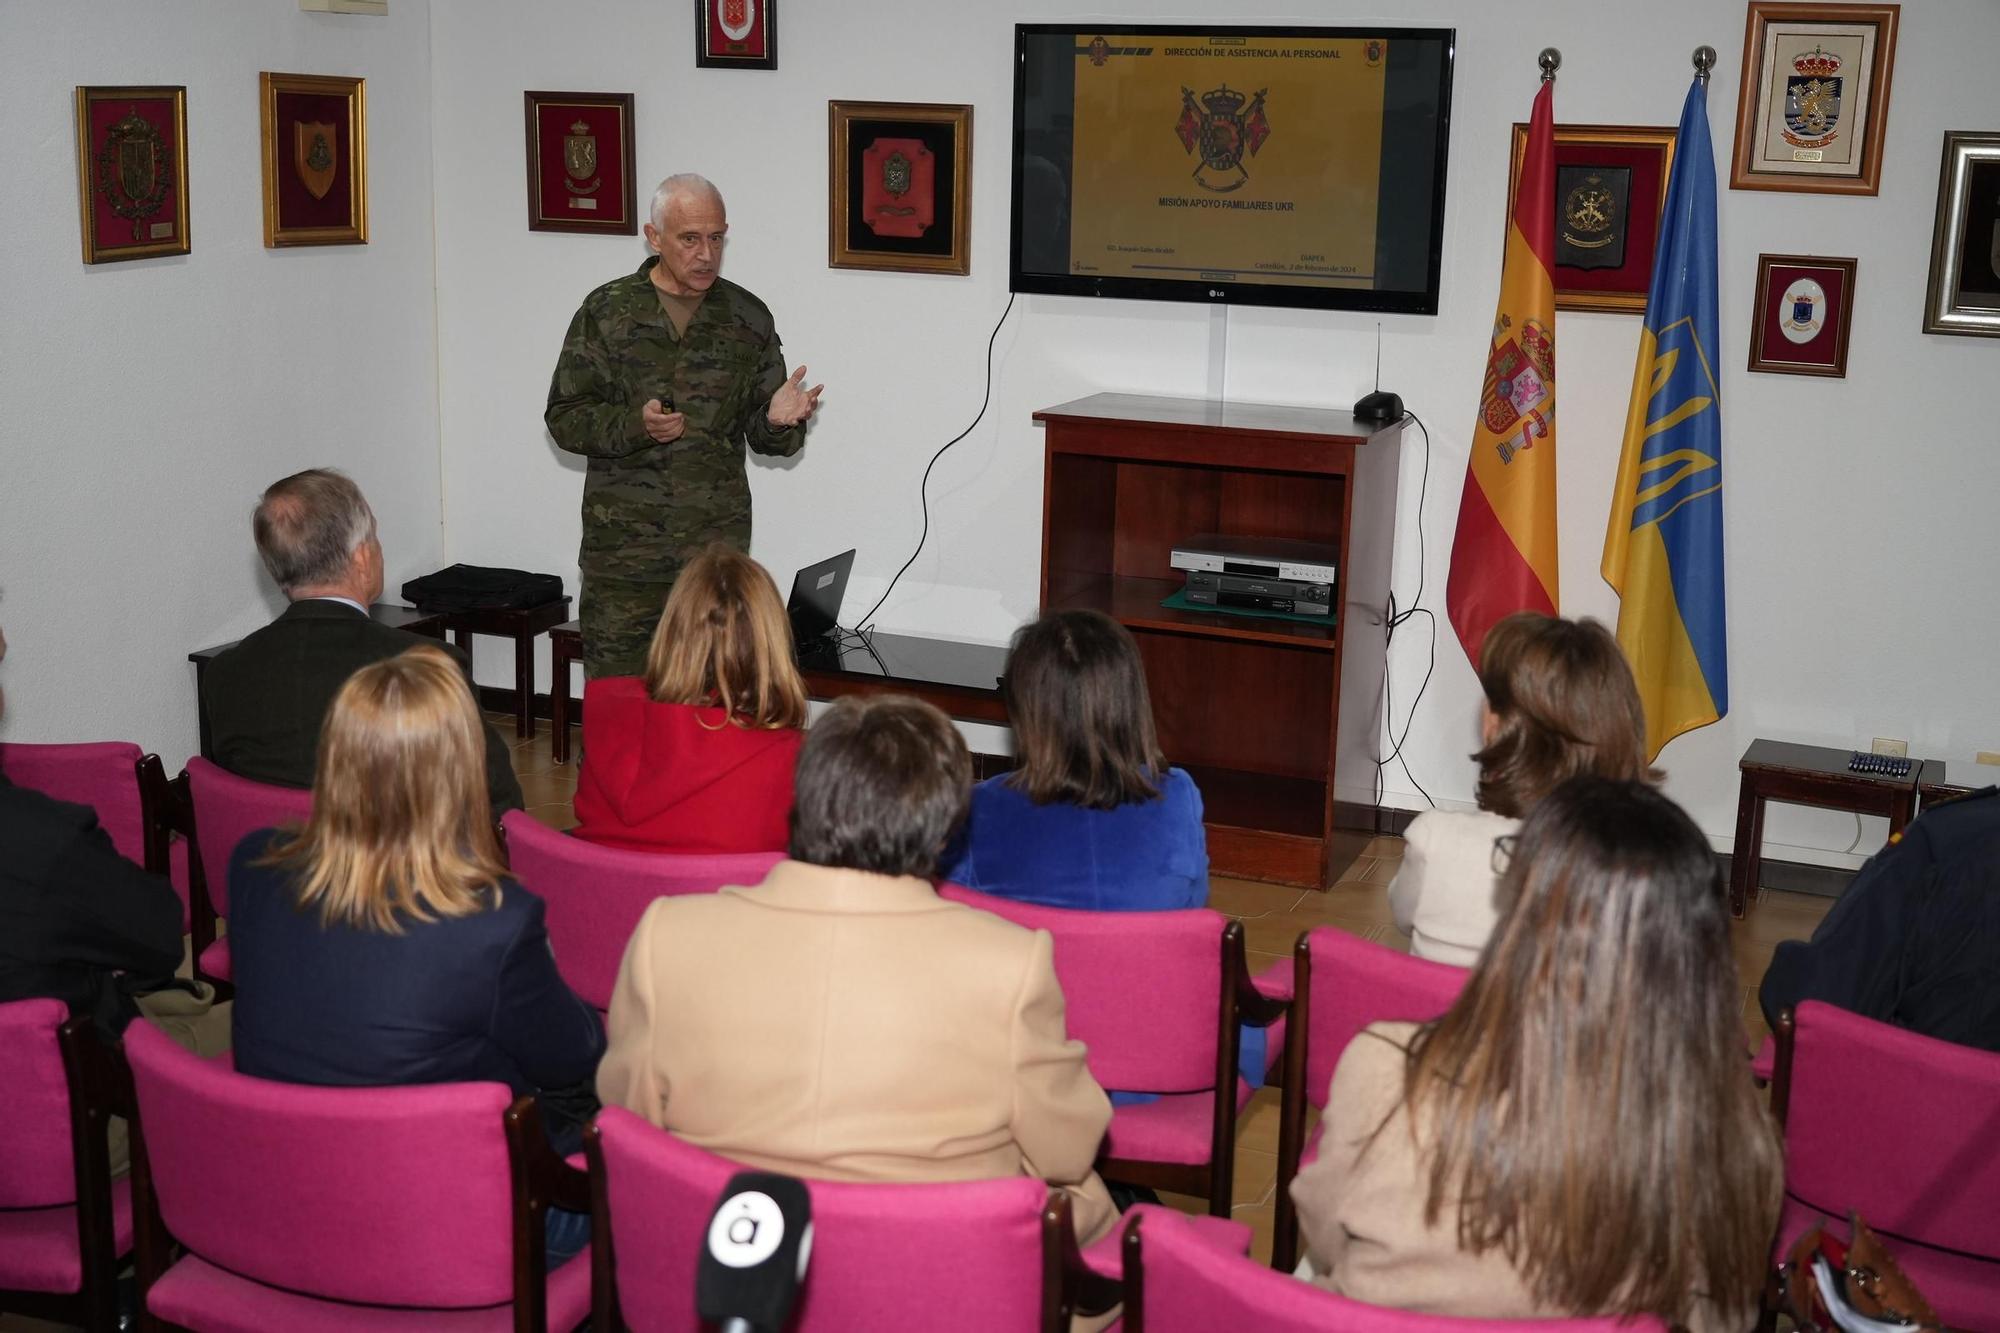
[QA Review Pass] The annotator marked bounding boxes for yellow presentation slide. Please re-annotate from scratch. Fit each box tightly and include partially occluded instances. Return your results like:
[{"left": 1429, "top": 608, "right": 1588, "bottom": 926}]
[{"left": 1069, "top": 35, "right": 1388, "bottom": 287}]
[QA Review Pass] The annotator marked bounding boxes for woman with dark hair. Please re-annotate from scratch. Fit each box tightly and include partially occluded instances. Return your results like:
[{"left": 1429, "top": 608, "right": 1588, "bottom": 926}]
[
  {"left": 572, "top": 543, "right": 808, "bottom": 853},
  {"left": 938, "top": 609, "right": 1206, "bottom": 911},
  {"left": 1390, "top": 611, "right": 1653, "bottom": 964},
  {"left": 1293, "top": 779, "right": 1781, "bottom": 1329}
]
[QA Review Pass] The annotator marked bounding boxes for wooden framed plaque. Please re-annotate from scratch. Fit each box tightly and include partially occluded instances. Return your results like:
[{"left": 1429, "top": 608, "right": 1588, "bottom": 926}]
[
  {"left": 74, "top": 85, "right": 190, "bottom": 264},
  {"left": 260, "top": 71, "right": 367, "bottom": 246}
]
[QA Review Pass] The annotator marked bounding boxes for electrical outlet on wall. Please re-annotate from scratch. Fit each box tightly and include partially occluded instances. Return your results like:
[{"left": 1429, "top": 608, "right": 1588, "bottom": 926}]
[{"left": 1871, "top": 737, "right": 1908, "bottom": 757}]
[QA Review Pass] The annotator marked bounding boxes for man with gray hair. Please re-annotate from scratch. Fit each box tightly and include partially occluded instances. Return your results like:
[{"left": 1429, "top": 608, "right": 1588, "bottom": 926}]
[
  {"left": 203, "top": 469, "right": 524, "bottom": 814},
  {"left": 546, "top": 173, "right": 823, "bottom": 679}
]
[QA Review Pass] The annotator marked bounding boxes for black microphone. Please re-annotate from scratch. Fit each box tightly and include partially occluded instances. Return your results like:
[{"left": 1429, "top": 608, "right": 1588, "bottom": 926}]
[{"left": 696, "top": 1171, "right": 814, "bottom": 1333}]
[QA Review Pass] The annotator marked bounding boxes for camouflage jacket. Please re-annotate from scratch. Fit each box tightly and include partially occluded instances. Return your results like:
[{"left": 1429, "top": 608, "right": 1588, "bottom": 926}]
[{"left": 545, "top": 259, "right": 804, "bottom": 580}]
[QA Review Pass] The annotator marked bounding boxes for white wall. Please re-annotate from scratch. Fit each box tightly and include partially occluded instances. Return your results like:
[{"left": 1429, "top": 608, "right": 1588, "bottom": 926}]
[{"left": 0, "top": 0, "right": 442, "bottom": 767}]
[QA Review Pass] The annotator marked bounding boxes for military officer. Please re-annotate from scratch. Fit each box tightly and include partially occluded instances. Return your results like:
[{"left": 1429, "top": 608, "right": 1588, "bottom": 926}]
[{"left": 546, "top": 173, "right": 823, "bottom": 679}]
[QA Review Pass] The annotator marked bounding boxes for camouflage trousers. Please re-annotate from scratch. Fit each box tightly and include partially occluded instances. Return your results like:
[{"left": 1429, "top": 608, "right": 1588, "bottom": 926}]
[{"left": 581, "top": 574, "right": 679, "bottom": 680}]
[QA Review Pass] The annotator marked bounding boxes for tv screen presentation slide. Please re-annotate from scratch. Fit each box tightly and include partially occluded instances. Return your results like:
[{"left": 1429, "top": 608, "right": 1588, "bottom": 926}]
[
  {"left": 1070, "top": 35, "right": 1386, "bottom": 288},
  {"left": 1012, "top": 26, "right": 1454, "bottom": 313}
]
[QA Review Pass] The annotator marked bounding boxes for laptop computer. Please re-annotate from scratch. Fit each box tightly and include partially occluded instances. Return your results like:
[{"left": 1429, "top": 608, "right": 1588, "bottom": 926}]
[{"left": 787, "top": 549, "right": 856, "bottom": 652}]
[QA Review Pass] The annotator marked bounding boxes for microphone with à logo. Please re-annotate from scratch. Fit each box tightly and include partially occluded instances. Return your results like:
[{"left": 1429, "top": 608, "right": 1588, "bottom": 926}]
[{"left": 696, "top": 1172, "right": 814, "bottom": 1333}]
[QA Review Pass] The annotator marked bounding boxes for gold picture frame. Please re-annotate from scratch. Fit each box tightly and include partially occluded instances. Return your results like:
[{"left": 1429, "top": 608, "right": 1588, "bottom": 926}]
[
  {"left": 259, "top": 72, "right": 367, "bottom": 246},
  {"left": 828, "top": 100, "right": 972, "bottom": 275},
  {"left": 1923, "top": 131, "right": 2000, "bottom": 338},
  {"left": 1507, "top": 123, "right": 1677, "bottom": 314},
  {"left": 1729, "top": 2, "right": 1899, "bottom": 195},
  {"left": 74, "top": 85, "right": 191, "bottom": 264}
]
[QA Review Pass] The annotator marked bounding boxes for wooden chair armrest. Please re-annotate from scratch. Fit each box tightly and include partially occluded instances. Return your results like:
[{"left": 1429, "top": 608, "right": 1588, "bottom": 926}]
[{"left": 1041, "top": 1192, "right": 1122, "bottom": 1328}]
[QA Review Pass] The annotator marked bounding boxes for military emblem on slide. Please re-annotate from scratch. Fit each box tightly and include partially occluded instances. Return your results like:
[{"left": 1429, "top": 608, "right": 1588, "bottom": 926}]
[
  {"left": 1176, "top": 85, "right": 1270, "bottom": 193},
  {"left": 1778, "top": 276, "right": 1826, "bottom": 343},
  {"left": 294, "top": 121, "right": 337, "bottom": 200},
  {"left": 1481, "top": 316, "right": 1556, "bottom": 465},
  {"left": 1088, "top": 35, "right": 1111, "bottom": 67},
  {"left": 1365, "top": 39, "right": 1385, "bottom": 67},
  {"left": 563, "top": 119, "right": 602, "bottom": 204},
  {"left": 1782, "top": 45, "right": 1842, "bottom": 152},
  {"left": 93, "top": 109, "right": 172, "bottom": 241}
]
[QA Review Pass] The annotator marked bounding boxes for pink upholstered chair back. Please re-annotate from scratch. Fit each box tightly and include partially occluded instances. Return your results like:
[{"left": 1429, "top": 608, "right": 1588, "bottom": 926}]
[
  {"left": 502, "top": 809, "right": 784, "bottom": 1010},
  {"left": 0, "top": 999, "right": 76, "bottom": 1209},
  {"left": 1303, "top": 927, "right": 1469, "bottom": 1111},
  {"left": 184, "top": 756, "right": 312, "bottom": 919},
  {"left": 124, "top": 1021, "right": 519, "bottom": 1309},
  {"left": 1128, "top": 1206, "right": 1662, "bottom": 1332},
  {"left": 1779, "top": 1000, "right": 2000, "bottom": 1261},
  {"left": 593, "top": 1106, "right": 1050, "bottom": 1331},
  {"left": 939, "top": 885, "right": 1223, "bottom": 1092},
  {"left": 0, "top": 741, "right": 148, "bottom": 866}
]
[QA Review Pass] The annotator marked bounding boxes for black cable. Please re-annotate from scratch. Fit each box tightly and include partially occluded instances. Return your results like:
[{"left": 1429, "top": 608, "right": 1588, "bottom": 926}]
[
  {"left": 855, "top": 292, "right": 1018, "bottom": 635},
  {"left": 1375, "top": 409, "right": 1437, "bottom": 811}
]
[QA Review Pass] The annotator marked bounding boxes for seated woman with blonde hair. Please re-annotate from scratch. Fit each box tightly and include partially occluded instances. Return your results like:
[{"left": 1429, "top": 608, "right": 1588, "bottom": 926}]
[
  {"left": 1391, "top": 611, "right": 1653, "bottom": 964},
  {"left": 572, "top": 543, "right": 808, "bottom": 854},
  {"left": 228, "top": 645, "right": 605, "bottom": 1176},
  {"left": 1293, "top": 778, "right": 1782, "bottom": 1330}
]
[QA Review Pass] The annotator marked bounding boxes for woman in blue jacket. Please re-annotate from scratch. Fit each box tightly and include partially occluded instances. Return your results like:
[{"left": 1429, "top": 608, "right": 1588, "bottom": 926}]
[
  {"left": 941, "top": 608, "right": 1207, "bottom": 910},
  {"left": 228, "top": 645, "right": 603, "bottom": 1260}
]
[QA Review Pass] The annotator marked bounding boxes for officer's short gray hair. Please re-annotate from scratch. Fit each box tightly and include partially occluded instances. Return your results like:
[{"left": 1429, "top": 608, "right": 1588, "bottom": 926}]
[
  {"left": 253, "top": 469, "right": 376, "bottom": 595},
  {"left": 650, "top": 173, "right": 724, "bottom": 229}
]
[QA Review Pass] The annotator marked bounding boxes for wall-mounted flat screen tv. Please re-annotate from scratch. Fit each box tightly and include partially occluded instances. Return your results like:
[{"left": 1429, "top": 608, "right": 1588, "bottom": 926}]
[{"left": 1011, "top": 25, "right": 1456, "bottom": 314}]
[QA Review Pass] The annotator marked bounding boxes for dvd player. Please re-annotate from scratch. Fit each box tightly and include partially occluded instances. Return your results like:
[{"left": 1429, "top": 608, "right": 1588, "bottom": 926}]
[
  {"left": 1170, "top": 533, "right": 1339, "bottom": 584},
  {"left": 1183, "top": 571, "right": 1331, "bottom": 617}
]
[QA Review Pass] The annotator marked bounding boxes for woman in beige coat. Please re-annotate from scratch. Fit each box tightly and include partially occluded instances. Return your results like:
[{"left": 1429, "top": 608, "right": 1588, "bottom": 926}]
[{"left": 597, "top": 692, "right": 1117, "bottom": 1246}]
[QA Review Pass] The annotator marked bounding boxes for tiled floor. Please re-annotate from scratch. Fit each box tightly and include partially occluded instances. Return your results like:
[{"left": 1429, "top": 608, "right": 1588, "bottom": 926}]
[
  {"left": 2, "top": 723, "right": 1832, "bottom": 1330},
  {"left": 503, "top": 717, "right": 1829, "bottom": 1266}
]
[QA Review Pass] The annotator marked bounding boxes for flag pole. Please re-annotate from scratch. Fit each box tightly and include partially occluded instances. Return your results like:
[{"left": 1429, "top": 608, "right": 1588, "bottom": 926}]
[
  {"left": 1538, "top": 47, "right": 1561, "bottom": 83},
  {"left": 1692, "top": 45, "right": 1716, "bottom": 85}
]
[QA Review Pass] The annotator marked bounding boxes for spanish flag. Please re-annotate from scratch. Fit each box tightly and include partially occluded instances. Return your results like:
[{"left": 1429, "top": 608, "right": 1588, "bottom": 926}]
[
  {"left": 1601, "top": 76, "right": 1726, "bottom": 760},
  {"left": 1446, "top": 81, "right": 1559, "bottom": 667}
]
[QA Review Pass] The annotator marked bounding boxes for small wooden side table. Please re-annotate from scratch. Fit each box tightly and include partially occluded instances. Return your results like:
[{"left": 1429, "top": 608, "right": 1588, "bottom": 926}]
[
  {"left": 1730, "top": 739, "right": 1921, "bottom": 918},
  {"left": 549, "top": 621, "right": 582, "bottom": 765},
  {"left": 437, "top": 598, "right": 572, "bottom": 739}
]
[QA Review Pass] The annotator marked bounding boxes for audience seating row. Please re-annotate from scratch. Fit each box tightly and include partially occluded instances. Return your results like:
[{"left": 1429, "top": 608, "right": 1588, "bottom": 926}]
[
  {"left": 22, "top": 988, "right": 1988, "bottom": 1329},
  {"left": 6, "top": 739, "right": 1998, "bottom": 1327}
]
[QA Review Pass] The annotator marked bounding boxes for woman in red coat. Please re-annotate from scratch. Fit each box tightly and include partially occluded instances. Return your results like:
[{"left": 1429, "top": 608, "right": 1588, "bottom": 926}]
[{"left": 572, "top": 545, "right": 807, "bottom": 853}]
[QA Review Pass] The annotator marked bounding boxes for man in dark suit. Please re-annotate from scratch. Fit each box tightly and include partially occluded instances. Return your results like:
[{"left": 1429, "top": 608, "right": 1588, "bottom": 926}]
[{"left": 203, "top": 469, "right": 524, "bottom": 814}]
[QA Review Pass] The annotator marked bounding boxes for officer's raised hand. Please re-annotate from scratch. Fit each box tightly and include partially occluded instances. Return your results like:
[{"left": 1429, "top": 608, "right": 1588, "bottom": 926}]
[{"left": 766, "top": 365, "right": 824, "bottom": 429}]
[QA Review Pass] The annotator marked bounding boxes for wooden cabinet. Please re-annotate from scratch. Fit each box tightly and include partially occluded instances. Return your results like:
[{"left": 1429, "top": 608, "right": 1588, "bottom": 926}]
[{"left": 1034, "top": 393, "right": 1405, "bottom": 889}]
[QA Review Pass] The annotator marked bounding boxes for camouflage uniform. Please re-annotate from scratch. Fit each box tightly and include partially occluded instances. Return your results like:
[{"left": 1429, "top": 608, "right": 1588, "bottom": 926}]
[{"left": 546, "top": 257, "right": 805, "bottom": 678}]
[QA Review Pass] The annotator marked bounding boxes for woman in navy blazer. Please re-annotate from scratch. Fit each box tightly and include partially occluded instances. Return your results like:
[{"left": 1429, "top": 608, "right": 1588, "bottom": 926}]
[
  {"left": 227, "top": 646, "right": 603, "bottom": 1253},
  {"left": 940, "top": 609, "right": 1208, "bottom": 911}
]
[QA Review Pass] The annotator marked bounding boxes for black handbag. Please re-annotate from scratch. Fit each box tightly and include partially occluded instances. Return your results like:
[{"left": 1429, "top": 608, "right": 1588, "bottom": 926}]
[{"left": 401, "top": 564, "right": 564, "bottom": 613}]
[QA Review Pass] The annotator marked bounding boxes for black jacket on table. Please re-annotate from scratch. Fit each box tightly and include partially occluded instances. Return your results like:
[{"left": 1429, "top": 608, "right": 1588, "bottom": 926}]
[
  {"left": 1759, "top": 786, "right": 2000, "bottom": 1053},
  {"left": 0, "top": 777, "right": 185, "bottom": 1039},
  {"left": 201, "top": 599, "right": 524, "bottom": 815},
  {"left": 227, "top": 830, "right": 605, "bottom": 1106}
]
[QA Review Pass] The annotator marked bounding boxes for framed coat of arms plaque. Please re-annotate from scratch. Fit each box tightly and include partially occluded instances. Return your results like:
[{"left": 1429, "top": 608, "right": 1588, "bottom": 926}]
[
  {"left": 1748, "top": 253, "right": 1857, "bottom": 375},
  {"left": 1729, "top": 3, "right": 1899, "bottom": 195},
  {"left": 1507, "top": 123, "right": 1676, "bottom": 314},
  {"left": 260, "top": 72, "right": 366, "bottom": 246},
  {"left": 828, "top": 100, "right": 972, "bottom": 276},
  {"left": 696, "top": 0, "right": 776, "bottom": 70},
  {"left": 73, "top": 85, "right": 190, "bottom": 264},
  {"left": 524, "top": 92, "right": 638, "bottom": 235}
]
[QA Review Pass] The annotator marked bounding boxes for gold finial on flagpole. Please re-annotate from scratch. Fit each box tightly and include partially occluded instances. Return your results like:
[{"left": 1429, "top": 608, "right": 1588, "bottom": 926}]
[
  {"left": 1538, "top": 48, "right": 1561, "bottom": 83},
  {"left": 1693, "top": 46, "right": 1717, "bottom": 85}
]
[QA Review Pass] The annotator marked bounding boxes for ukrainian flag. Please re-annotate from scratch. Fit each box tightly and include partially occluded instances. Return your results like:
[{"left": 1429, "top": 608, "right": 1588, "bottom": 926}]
[{"left": 1601, "top": 76, "right": 1726, "bottom": 760}]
